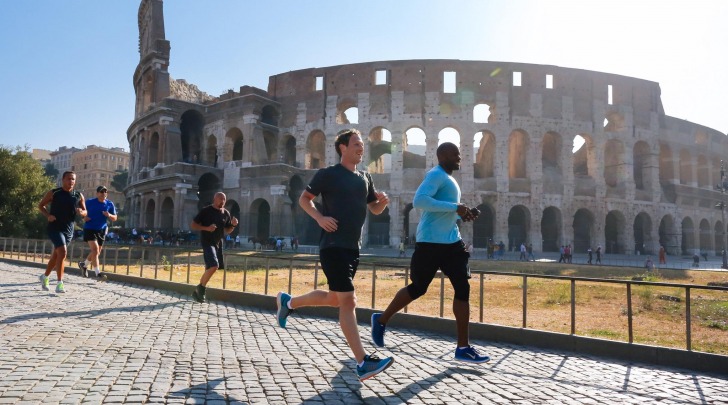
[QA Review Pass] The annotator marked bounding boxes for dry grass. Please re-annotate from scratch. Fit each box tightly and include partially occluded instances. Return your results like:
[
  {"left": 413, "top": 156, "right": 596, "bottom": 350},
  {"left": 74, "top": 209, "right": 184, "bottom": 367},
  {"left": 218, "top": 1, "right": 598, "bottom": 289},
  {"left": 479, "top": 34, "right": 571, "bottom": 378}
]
[{"left": 7, "top": 246, "right": 727, "bottom": 355}]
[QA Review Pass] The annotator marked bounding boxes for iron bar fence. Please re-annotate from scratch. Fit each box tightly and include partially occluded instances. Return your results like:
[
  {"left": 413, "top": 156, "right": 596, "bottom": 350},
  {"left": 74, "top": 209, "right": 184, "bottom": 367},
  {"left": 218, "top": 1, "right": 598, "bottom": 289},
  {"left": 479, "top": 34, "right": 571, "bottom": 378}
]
[{"left": 1, "top": 237, "right": 726, "bottom": 355}]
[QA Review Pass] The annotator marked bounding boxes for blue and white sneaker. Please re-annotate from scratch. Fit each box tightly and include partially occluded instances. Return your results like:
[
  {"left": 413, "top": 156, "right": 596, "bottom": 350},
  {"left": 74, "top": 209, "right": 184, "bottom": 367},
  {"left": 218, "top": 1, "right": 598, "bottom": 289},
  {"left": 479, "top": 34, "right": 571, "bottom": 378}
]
[
  {"left": 454, "top": 345, "right": 491, "bottom": 363},
  {"left": 276, "top": 292, "right": 294, "bottom": 328},
  {"left": 357, "top": 354, "right": 394, "bottom": 381},
  {"left": 371, "top": 313, "right": 386, "bottom": 347}
]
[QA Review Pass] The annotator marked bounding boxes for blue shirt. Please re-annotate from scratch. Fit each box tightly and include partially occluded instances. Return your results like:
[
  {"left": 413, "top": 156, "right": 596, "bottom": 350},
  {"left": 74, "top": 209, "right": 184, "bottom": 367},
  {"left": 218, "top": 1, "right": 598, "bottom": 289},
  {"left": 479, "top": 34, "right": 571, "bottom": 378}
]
[
  {"left": 413, "top": 165, "right": 461, "bottom": 244},
  {"left": 84, "top": 198, "right": 116, "bottom": 231}
]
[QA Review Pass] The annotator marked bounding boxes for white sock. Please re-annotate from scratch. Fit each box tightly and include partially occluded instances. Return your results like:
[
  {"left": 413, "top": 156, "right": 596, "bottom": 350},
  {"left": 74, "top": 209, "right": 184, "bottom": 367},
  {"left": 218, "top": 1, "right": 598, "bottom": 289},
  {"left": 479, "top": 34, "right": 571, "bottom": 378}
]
[
  {"left": 84, "top": 259, "right": 91, "bottom": 267},
  {"left": 357, "top": 360, "right": 365, "bottom": 367},
  {"left": 94, "top": 268, "right": 100, "bottom": 276}
]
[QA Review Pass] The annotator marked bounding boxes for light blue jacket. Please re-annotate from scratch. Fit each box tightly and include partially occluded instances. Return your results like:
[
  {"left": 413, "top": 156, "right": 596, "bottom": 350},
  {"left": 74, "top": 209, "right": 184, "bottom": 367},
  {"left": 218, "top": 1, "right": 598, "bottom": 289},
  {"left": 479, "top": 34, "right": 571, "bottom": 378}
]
[{"left": 413, "top": 165, "right": 461, "bottom": 244}]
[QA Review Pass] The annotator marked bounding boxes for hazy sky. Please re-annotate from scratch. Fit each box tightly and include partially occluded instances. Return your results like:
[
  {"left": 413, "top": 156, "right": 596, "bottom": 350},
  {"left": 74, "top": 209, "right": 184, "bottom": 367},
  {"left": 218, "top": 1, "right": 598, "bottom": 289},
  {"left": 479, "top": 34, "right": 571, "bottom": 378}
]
[{"left": 1, "top": 0, "right": 726, "bottom": 152}]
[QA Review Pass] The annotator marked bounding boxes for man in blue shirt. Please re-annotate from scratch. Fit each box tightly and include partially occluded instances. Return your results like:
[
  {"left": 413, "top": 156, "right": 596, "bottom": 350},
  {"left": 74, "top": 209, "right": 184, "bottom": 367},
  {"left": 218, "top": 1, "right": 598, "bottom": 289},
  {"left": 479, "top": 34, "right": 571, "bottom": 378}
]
[
  {"left": 79, "top": 186, "right": 117, "bottom": 280},
  {"left": 371, "top": 142, "right": 491, "bottom": 363}
]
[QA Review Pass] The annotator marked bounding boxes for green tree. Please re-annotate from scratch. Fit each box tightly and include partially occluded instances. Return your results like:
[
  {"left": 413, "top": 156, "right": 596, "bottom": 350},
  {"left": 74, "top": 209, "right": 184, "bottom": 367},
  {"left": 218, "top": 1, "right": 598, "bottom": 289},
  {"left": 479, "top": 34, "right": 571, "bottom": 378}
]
[
  {"left": 0, "top": 146, "right": 55, "bottom": 238},
  {"left": 111, "top": 170, "right": 128, "bottom": 192},
  {"left": 44, "top": 162, "right": 59, "bottom": 180}
]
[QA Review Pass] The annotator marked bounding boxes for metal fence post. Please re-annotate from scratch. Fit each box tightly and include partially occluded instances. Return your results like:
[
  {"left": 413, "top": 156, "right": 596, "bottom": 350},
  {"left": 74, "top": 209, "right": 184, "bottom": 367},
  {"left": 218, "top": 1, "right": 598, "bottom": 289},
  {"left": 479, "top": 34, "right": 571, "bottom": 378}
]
[
  {"left": 439, "top": 271, "right": 445, "bottom": 318},
  {"left": 288, "top": 259, "right": 293, "bottom": 294},
  {"left": 627, "top": 283, "right": 633, "bottom": 343},
  {"left": 264, "top": 257, "right": 270, "bottom": 295},
  {"left": 371, "top": 264, "right": 377, "bottom": 309},
  {"left": 479, "top": 273, "right": 484, "bottom": 323},
  {"left": 686, "top": 287, "right": 692, "bottom": 351},
  {"left": 522, "top": 276, "right": 528, "bottom": 328},
  {"left": 186, "top": 251, "right": 191, "bottom": 284}
]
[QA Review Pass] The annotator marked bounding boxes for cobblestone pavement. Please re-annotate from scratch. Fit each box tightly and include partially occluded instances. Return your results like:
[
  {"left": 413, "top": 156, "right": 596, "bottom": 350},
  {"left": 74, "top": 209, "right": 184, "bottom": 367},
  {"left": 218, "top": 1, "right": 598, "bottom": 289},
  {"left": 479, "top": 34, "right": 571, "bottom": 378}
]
[{"left": 1, "top": 262, "right": 726, "bottom": 404}]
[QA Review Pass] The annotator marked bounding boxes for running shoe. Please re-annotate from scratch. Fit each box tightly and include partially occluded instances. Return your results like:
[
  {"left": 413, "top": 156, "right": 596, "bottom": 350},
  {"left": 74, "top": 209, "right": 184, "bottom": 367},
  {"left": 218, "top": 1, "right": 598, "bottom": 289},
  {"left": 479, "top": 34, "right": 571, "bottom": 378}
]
[
  {"left": 55, "top": 281, "right": 66, "bottom": 293},
  {"left": 357, "top": 354, "right": 394, "bottom": 381},
  {"left": 192, "top": 285, "right": 206, "bottom": 303},
  {"left": 371, "top": 313, "right": 386, "bottom": 347},
  {"left": 40, "top": 274, "right": 49, "bottom": 291},
  {"left": 96, "top": 272, "right": 108, "bottom": 282},
  {"left": 78, "top": 261, "right": 88, "bottom": 277},
  {"left": 276, "top": 292, "right": 294, "bottom": 328},
  {"left": 454, "top": 345, "right": 491, "bottom": 363}
]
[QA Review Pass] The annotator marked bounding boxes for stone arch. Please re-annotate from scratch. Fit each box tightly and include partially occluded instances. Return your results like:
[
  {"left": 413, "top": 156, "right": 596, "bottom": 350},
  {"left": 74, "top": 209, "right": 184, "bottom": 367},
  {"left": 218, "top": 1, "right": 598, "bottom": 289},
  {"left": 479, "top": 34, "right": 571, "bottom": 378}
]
[
  {"left": 160, "top": 197, "right": 174, "bottom": 230},
  {"left": 148, "top": 132, "right": 159, "bottom": 167},
  {"left": 659, "top": 143, "right": 677, "bottom": 203},
  {"left": 697, "top": 155, "right": 709, "bottom": 188},
  {"left": 633, "top": 141, "right": 651, "bottom": 191},
  {"left": 438, "top": 127, "right": 461, "bottom": 147},
  {"left": 289, "top": 175, "right": 317, "bottom": 244},
  {"left": 281, "top": 134, "right": 296, "bottom": 166},
  {"left": 681, "top": 217, "right": 695, "bottom": 255},
  {"left": 573, "top": 208, "right": 595, "bottom": 253},
  {"left": 224, "top": 128, "right": 244, "bottom": 162},
  {"left": 197, "top": 173, "right": 221, "bottom": 210},
  {"left": 541, "top": 206, "right": 562, "bottom": 252},
  {"left": 205, "top": 135, "right": 217, "bottom": 166},
  {"left": 659, "top": 215, "right": 678, "bottom": 255},
  {"left": 473, "top": 130, "right": 495, "bottom": 179},
  {"left": 508, "top": 129, "right": 529, "bottom": 179},
  {"left": 507, "top": 205, "right": 530, "bottom": 251},
  {"left": 604, "top": 111, "right": 625, "bottom": 132},
  {"left": 604, "top": 139, "right": 624, "bottom": 188},
  {"left": 306, "top": 130, "right": 326, "bottom": 169},
  {"left": 605, "top": 210, "right": 626, "bottom": 254},
  {"left": 679, "top": 149, "right": 692, "bottom": 185},
  {"left": 542, "top": 131, "right": 562, "bottom": 177},
  {"left": 180, "top": 110, "right": 204, "bottom": 163},
  {"left": 260, "top": 105, "right": 279, "bottom": 127},
  {"left": 473, "top": 103, "right": 492, "bottom": 124},
  {"left": 249, "top": 199, "right": 271, "bottom": 239},
  {"left": 633, "top": 212, "right": 653, "bottom": 254},
  {"left": 573, "top": 134, "right": 592, "bottom": 177},
  {"left": 144, "top": 198, "right": 155, "bottom": 230},
  {"left": 225, "top": 200, "right": 241, "bottom": 237},
  {"left": 714, "top": 220, "right": 724, "bottom": 255},
  {"left": 368, "top": 207, "right": 390, "bottom": 246},
  {"left": 699, "top": 218, "right": 712, "bottom": 253},
  {"left": 263, "top": 130, "right": 277, "bottom": 163},
  {"left": 367, "top": 127, "right": 392, "bottom": 174},
  {"left": 403, "top": 127, "right": 426, "bottom": 169},
  {"left": 473, "top": 203, "right": 495, "bottom": 248},
  {"left": 336, "top": 98, "right": 358, "bottom": 125}
]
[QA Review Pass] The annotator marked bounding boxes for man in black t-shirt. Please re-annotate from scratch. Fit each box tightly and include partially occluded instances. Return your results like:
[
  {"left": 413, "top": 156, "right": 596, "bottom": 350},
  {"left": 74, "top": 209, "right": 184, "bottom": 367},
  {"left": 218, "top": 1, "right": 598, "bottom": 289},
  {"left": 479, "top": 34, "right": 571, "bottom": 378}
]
[
  {"left": 190, "top": 192, "right": 238, "bottom": 303},
  {"left": 275, "top": 128, "right": 395, "bottom": 381}
]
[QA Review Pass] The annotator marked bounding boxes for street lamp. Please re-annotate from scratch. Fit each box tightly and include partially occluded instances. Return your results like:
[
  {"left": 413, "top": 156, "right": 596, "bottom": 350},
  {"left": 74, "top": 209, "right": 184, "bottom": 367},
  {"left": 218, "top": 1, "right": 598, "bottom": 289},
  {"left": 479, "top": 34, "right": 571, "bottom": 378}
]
[{"left": 715, "top": 160, "right": 728, "bottom": 269}]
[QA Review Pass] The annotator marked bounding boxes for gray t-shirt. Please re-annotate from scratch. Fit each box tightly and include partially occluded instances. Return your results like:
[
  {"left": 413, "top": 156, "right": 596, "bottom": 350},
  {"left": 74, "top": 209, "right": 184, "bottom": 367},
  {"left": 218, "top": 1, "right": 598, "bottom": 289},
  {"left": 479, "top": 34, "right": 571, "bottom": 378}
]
[{"left": 306, "top": 164, "right": 377, "bottom": 250}]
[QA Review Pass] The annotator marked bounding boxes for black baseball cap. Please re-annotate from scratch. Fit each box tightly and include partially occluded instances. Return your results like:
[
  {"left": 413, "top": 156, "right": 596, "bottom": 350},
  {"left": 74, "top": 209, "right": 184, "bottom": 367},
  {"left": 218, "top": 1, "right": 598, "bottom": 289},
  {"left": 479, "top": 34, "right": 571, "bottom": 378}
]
[{"left": 96, "top": 186, "right": 108, "bottom": 192}]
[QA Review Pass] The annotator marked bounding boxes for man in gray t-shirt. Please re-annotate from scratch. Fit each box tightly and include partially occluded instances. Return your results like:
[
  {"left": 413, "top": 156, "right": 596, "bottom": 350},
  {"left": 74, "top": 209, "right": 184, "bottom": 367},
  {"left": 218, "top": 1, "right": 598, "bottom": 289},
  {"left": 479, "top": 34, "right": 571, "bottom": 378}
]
[{"left": 275, "top": 128, "right": 395, "bottom": 381}]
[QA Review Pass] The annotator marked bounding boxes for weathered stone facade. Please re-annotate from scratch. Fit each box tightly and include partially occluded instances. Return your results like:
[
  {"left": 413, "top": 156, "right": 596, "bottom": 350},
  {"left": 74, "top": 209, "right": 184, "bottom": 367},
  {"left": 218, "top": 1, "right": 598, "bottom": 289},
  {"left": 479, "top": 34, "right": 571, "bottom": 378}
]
[{"left": 127, "top": 0, "right": 728, "bottom": 255}]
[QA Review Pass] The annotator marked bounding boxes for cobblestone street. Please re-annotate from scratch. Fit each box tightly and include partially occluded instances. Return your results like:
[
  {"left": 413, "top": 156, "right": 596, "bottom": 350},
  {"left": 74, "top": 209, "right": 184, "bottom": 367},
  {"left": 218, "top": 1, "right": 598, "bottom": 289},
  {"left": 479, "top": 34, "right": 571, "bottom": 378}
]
[{"left": 0, "top": 262, "right": 726, "bottom": 404}]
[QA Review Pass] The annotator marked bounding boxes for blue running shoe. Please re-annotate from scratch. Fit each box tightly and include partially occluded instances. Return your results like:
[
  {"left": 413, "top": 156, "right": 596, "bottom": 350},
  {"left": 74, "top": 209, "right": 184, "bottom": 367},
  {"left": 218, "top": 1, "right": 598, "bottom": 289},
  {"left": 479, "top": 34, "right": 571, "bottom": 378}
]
[
  {"left": 454, "top": 345, "right": 491, "bottom": 363},
  {"left": 357, "top": 354, "right": 394, "bottom": 381},
  {"left": 371, "top": 313, "right": 386, "bottom": 347},
  {"left": 276, "top": 292, "right": 294, "bottom": 328}
]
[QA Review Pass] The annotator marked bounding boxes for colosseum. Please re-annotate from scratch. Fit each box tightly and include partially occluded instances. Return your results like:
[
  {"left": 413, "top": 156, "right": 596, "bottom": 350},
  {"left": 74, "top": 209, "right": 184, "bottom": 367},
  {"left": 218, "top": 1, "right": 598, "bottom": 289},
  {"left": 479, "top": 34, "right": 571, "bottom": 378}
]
[{"left": 126, "top": 0, "right": 728, "bottom": 256}]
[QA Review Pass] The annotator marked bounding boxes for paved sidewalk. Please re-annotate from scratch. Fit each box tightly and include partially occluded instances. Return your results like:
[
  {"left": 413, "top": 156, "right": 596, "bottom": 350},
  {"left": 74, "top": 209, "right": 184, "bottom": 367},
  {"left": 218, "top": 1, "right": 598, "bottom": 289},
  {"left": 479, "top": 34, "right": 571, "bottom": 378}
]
[{"left": 0, "top": 262, "right": 726, "bottom": 404}]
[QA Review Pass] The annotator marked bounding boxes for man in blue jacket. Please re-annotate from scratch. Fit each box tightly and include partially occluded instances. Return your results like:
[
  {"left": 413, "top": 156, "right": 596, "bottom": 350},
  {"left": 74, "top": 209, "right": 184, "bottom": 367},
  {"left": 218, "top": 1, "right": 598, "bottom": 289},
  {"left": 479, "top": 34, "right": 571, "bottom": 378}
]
[
  {"left": 79, "top": 186, "right": 117, "bottom": 280},
  {"left": 371, "top": 142, "right": 491, "bottom": 363}
]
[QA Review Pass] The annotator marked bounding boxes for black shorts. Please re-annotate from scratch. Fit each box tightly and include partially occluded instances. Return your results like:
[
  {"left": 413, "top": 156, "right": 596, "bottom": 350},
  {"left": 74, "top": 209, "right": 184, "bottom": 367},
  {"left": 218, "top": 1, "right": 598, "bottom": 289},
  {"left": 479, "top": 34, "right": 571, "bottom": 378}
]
[
  {"left": 202, "top": 245, "right": 225, "bottom": 270},
  {"left": 319, "top": 247, "right": 359, "bottom": 292},
  {"left": 83, "top": 229, "right": 107, "bottom": 246},
  {"left": 407, "top": 240, "right": 471, "bottom": 301}
]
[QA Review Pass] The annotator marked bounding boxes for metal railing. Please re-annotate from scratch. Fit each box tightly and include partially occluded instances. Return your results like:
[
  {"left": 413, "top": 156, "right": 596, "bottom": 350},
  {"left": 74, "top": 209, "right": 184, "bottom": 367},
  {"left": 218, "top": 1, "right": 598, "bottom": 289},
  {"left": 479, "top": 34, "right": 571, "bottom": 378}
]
[{"left": 2, "top": 237, "right": 726, "bottom": 354}]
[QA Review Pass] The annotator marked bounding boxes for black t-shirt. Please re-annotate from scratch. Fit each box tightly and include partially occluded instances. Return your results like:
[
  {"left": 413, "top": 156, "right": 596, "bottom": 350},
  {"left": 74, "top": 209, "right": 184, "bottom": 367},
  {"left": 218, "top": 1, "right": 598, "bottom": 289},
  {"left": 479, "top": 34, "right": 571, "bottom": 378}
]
[
  {"left": 48, "top": 187, "right": 83, "bottom": 231},
  {"left": 306, "top": 164, "right": 377, "bottom": 250},
  {"left": 193, "top": 205, "right": 233, "bottom": 248}
]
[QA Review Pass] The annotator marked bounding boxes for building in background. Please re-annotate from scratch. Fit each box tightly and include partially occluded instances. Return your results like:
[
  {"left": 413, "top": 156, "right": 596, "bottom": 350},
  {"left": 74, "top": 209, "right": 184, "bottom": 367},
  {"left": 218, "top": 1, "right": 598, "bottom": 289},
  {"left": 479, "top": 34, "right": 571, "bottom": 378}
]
[
  {"left": 70, "top": 145, "right": 129, "bottom": 209},
  {"left": 49, "top": 147, "right": 80, "bottom": 185}
]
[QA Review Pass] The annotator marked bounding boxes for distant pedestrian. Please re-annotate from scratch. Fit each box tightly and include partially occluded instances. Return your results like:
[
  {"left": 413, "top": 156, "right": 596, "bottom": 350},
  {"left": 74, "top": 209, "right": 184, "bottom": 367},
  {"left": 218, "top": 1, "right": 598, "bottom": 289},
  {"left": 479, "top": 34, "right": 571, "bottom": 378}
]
[
  {"left": 519, "top": 243, "right": 527, "bottom": 261},
  {"left": 558, "top": 246, "right": 565, "bottom": 263},
  {"left": 658, "top": 245, "right": 666, "bottom": 264},
  {"left": 527, "top": 243, "right": 535, "bottom": 261},
  {"left": 596, "top": 245, "right": 602, "bottom": 264},
  {"left": 587, "top": 247, "right": 593, "bottom": 264},
  {"left": 399, "top": 241, "right": 406, "bottom": 257},
  {"left": 37, "top": 171, "right": 86, "bottom": 293},
  {"left": 190, "top": 192, "right": 238, "bottom": 303}
]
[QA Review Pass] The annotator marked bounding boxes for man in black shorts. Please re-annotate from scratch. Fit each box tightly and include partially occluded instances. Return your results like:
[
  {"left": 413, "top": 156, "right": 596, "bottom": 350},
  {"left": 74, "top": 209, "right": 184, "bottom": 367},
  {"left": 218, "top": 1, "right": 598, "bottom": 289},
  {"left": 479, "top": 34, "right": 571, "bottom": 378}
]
[
  {"left": 275, "top": 128, "right": 394, "bottom": 381},
  {"left": 78, "top": 186, "right": 117, "bottom": 280},
  {"left": 37, "top": 171, "right": 87, "bottom": 293},
  {"left": 371, "top": 142, "right": 491, "bottom": 363},
  {"left": 190, "top": 192, "right": 238, "bottom": 303}
]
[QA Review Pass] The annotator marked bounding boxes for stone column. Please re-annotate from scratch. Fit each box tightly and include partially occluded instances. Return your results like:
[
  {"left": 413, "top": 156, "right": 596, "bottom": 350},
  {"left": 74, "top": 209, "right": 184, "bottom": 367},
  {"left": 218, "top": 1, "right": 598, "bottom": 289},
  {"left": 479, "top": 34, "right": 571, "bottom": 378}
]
[
  {"left": 153, "top": 190, "right": 161, "bottom": 229},
  {"left": 173, "top": 183, "right": 191, "bottom": 230}
]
